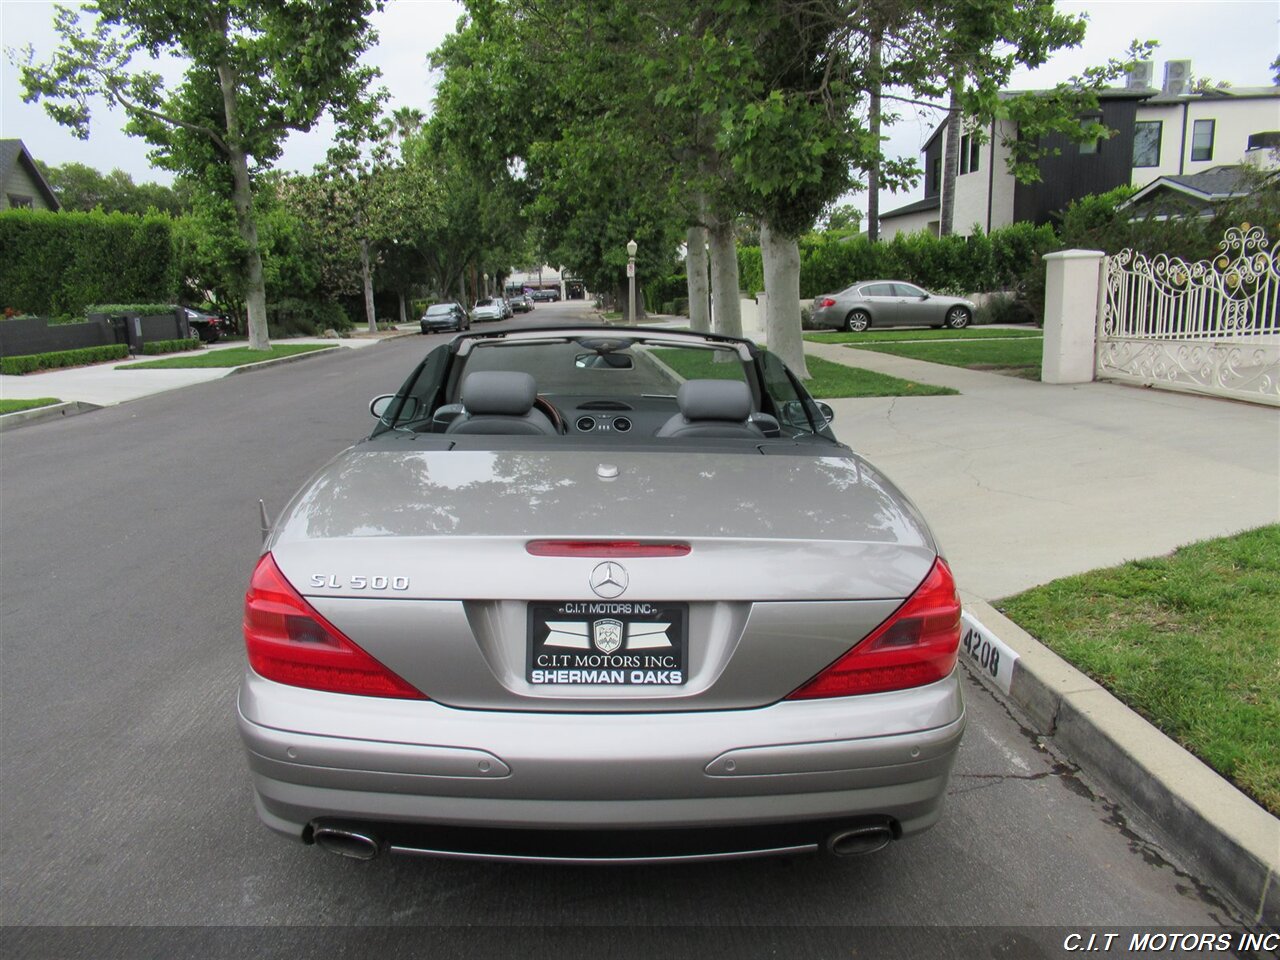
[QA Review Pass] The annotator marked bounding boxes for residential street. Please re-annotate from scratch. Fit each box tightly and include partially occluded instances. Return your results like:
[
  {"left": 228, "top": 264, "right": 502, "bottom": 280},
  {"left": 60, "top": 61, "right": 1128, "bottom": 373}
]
[{"left": 0, "top": 303, "right": 1258, "bottom": 956}]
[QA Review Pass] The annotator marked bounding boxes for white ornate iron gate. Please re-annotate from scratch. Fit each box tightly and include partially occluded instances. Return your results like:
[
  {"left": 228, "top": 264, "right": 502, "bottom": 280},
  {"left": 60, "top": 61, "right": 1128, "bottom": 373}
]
[{"left": 1097, "top": 225, "right": 1280, "bottom": 405}]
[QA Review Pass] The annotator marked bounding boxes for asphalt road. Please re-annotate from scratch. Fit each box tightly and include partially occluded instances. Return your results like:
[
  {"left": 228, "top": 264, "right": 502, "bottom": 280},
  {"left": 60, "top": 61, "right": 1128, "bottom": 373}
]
[{"left": 0, "top": 302, "right": 1252, "bottom": 957}]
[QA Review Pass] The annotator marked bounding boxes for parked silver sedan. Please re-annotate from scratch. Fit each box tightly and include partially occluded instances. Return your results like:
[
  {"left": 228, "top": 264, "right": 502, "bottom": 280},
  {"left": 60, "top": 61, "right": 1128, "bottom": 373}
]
[
  {"left": 810, "top": 281, "right": 975, "bottom": 332},
  {"left": 238, "top": 326, "right": 965, "bottom": 864}
]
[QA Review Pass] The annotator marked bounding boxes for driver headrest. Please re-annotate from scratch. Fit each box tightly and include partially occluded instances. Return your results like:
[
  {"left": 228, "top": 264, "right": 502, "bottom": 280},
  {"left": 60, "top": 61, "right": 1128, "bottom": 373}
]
[
  {"left": 677, "top": 379, "right": 752, "bottom": 421},
  {"left": 460, "top": 371, "right": 538, "bottom": 416}
]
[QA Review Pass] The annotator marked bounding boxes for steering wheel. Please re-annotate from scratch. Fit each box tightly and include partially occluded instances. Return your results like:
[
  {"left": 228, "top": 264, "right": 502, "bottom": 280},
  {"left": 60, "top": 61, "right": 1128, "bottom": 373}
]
[{"left": 534, "top": 395, "right": 565, "bottom": 434}]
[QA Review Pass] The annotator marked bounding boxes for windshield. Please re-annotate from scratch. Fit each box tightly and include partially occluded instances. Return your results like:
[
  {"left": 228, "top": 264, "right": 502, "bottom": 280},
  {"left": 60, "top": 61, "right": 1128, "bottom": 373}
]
[
  {"left": 425, "top": 305, "right": 454, "bottom": 315},
  {"left": 372, "top": 332, "right": 835, "bottom": 445},
  {"left": 456, "top": 339, "right": 747, "bottom": 398}
]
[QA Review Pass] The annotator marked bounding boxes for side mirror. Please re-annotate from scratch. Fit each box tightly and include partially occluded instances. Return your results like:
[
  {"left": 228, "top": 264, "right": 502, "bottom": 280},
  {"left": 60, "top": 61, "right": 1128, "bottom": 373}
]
[
  {"left": 816, "top": 402, "right": 835, "bottom": 425},
  {"left": 369, "top": 395, "right": 395, "bottom": 418}
]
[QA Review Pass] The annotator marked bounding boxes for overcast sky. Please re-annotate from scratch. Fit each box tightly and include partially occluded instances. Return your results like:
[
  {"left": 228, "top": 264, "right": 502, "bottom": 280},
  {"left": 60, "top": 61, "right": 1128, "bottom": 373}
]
[{"left": 2, "top": 0, "right": 1277, "bottom": 216}]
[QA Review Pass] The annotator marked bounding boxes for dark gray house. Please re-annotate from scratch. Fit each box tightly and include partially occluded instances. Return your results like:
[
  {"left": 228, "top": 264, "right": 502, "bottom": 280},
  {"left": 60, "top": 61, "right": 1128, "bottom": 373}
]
[
  {"left": 1, "top": 140, "right": 61, "bottom": 212},
  {"left": 879, "top": 60, "right": 1280, "bottom": 239}
]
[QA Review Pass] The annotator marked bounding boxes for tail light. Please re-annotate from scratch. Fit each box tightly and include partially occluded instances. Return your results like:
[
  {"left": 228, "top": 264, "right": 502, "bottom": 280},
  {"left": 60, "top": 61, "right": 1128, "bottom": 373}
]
[
  {"left": 243, "top": 553, "right": 426, "bottom": 699},
  {"left": 818, "top": 298, "right": 837, "bottom": 307},
  {"left": 787, "top": 558, "right": 961, "bottom": 699}
]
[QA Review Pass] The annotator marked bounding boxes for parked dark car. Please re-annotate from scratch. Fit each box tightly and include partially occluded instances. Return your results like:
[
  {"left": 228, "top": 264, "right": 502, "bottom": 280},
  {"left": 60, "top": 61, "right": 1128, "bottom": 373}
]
[
  {"left": 531, "top": 288, "right": 560, "bottom": 302},
  {"left": 809, "top": 281, "right": 975, "bottom": 332},
  {"left": 510, "top": 295, "right": 534, "bottom": 313},
  {"left": 420, "top": 302, "right": 470, "bottom": 334},
  {"left": 183, "top": 307, "right": 231, "bottom": 343}
]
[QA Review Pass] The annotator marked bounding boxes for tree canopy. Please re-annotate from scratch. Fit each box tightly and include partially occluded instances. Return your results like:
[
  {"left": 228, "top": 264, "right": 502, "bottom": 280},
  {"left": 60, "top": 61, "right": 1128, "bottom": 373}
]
[{"left": 17, "top": 0, "right": 386, "bottom": 348}]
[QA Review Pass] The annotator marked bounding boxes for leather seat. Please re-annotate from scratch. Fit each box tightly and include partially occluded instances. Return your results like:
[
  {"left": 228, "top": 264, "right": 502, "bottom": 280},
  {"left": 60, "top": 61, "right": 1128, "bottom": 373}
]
[
  {"left": 446, "top": 371, "right": 558, "bottom": 435},
  {"left": 656, "top": 379, "right": 764, "bottom": 439}
]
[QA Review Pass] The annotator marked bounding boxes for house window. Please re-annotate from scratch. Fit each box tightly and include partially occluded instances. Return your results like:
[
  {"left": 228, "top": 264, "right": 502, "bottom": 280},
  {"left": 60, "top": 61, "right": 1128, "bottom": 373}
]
[
  {"left": 1079, "top": 117, "right": 1101, "bottom": 154},
  {"left": 959, "top": 133, "right": 981, "bottom": 175},
  {"left": 6, "top": 194, "right": 34, "bottom": 209},
  {"left": 1191, "top": 119, "right": 1215, "bottom": 161},
  {"left": 1133, "top": 121, "right": 1162, "bottom": 167},
  {"left": 930, "top": 157, "right": 941, "bottom": 193}
]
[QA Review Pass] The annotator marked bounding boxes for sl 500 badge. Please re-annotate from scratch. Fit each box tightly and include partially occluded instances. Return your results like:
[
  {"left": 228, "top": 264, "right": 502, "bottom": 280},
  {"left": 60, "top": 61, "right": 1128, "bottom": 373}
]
[{"left": 310, "top": 574, "right": 410, "bottom": 591}]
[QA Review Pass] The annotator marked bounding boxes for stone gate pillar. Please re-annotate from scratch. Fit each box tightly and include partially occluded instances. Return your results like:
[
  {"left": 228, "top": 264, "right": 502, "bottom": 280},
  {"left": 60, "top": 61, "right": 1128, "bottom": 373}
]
[{"left": 1041, "top": 249, "right": 1105, "bottom": 384}]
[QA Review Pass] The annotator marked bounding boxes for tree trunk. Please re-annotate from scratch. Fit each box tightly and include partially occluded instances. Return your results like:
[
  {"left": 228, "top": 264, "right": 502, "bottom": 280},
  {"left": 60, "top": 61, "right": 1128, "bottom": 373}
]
[
  {"left": 360, "top": 238, "right": 376, "bottom": 332},
  {"left": 398, "top": 291, "right": 407, "bottom": 326},
  {"left": 867, "top": 29, "right": 883, "bottom": 243},
  {"left": 685, "top": 224, "right": 711, "bottom": 332},
  {"left": 760, "top": 221, "right": 809, "bottom": 378},
  {"left": 939, "top": 85, "right": 962, "bottom": 237},
  {"left": 216, "top": 63, "right": 270, "bottom": 351},
  {"left": 707, "top": 219, "right": 742, "bottom": 337}
]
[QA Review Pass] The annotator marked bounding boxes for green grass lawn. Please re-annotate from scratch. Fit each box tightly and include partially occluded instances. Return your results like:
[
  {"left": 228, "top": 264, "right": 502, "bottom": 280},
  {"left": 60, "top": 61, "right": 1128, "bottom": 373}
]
[
  {"left": 652, "top": 348, "right": 956, "bottom": 398},
  {"left": 846, "top": 337, "right": 1043, "bottom": 378},
  {"left": 806, "top": 328, "right": 1043, "bottom": 344},
  {"left": 118, "top": 344, "right": 338, "bottom": 369},
  {"left": 998, "top": 526, "right": 1280, "bottom": 815},
  {"left": 0, "top": 397, "right": 62, "bottom": 414}
]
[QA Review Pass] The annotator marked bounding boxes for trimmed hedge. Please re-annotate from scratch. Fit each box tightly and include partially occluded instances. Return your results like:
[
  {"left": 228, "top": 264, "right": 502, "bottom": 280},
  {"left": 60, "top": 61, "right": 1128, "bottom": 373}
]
[
  {"left": 86, "top": 303, "right": 180, "bottom": 317},
  {"left": 1, "top": 344, "right": 129, "bottom": 375},
  {"left": 141, "top": 337, "right": 201, "bottom": 355},
  {"left": 0, "top": 210, "right": 176, "bottom": 318},
  {"left": 738, "top": 221, "right": 1059, "bottom": 300}
]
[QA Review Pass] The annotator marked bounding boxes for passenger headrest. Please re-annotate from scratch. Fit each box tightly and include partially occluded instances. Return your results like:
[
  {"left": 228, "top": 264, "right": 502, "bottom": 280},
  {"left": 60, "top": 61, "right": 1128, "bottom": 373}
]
[
  {"left": 677, "top": 379, "right": 752, "bottom": 421},
  {"left": 460, "top": 371, "right": 538, "bottom": 416}
]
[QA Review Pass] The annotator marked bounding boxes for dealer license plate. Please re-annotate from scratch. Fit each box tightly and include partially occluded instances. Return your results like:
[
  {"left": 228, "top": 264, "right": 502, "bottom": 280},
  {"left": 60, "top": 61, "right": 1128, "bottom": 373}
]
[{"left": 527, "top": 601, "right": 688, "bottom": 686}]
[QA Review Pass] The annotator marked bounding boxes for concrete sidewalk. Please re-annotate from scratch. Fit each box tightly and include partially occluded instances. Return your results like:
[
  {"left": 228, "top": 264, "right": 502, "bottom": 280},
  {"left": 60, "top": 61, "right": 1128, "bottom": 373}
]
[
  {"left": 807, "top": 339, "right": 1279, "bottom": 601},
  {"left": 806, "top": 337, "right": 1279, "bottom": 924},
  {"left": 0, "top": 330, "right": 409, "bottom": 409}
]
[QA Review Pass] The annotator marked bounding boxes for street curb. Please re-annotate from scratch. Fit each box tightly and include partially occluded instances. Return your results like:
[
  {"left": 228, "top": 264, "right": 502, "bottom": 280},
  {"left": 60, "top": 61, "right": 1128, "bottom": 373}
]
[
  {"left": 225, "top": 345, "right": 345, "bottom": 376},
  {"left": 0, "top": 400, "right": 101, "bottom": 432},
  {"left": 960, "top": 593, "right": 1279, "bottom": 927}
]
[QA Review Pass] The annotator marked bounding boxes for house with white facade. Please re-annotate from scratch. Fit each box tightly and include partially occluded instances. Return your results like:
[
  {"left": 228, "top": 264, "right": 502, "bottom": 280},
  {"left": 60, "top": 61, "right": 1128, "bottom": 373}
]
[{"left": 879, "top": 62, "right": 1280, "bottom": 239}]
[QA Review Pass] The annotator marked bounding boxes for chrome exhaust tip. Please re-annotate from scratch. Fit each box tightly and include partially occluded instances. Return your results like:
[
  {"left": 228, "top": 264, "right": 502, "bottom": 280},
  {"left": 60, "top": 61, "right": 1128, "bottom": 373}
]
[
  {"left": 826, "top": 825, "right": 894, "bottom": 857},
  {"left": 311, "top": 825, "right": 383, "bottom": 861}
]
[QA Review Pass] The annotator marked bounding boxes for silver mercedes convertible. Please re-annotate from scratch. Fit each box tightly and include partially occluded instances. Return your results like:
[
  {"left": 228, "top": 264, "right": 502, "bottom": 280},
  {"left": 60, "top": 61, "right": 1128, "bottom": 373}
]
[{"left": 238, "top": 325, "right": 965, "bottom": 864}]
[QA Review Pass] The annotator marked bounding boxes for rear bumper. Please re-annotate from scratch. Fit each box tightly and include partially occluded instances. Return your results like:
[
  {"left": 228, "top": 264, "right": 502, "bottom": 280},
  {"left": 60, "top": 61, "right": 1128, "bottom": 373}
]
[
  {"left": 808, "top": 306, "right": 845, "bottom": 329},
  {"left": 238, "top": 670, "right": 965, "bottom": 856}
]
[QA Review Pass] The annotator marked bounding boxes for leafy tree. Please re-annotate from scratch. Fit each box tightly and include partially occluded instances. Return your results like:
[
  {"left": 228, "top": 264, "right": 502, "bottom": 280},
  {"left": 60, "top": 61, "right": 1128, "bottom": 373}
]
[
  {"left": 36, "top": 160, "right": 192, "bottom": 215},
  {"left": 823, "top": 205, "right": 864, "bottom": 235},
  {"left": 430, "top": 2, "right": 684, "bottom": 315},
  {"left": 924, "top": 2, "right": 1155, "bottom": 236},
  {"left": 15, "top": 0, "right": 385, "bottom": 349}
]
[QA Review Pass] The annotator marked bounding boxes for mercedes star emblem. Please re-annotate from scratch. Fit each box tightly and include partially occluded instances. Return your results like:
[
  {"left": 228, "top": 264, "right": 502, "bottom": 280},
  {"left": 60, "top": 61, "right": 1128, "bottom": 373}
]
[{"left": 589, "top": 561, "right": 628, "bottom": 599}]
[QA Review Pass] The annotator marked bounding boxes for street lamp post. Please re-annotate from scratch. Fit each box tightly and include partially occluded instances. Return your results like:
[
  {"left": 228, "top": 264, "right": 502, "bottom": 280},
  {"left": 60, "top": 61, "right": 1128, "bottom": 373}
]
[
  {"left": 483, "top": 273, "right": 489, "bottom": 299},
  {"left": 626, "top": 238, "right": 638, "bottom": 325}
]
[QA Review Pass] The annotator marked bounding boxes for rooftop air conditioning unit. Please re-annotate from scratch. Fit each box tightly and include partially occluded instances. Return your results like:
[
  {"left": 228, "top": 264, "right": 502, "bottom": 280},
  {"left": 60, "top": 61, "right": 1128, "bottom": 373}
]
[
  {"left": 1126, "top": 61, "right": 1154, "bottom": 90},
  {"left": 1163, "top": 60, "right": 1192, "bottom": 96}
]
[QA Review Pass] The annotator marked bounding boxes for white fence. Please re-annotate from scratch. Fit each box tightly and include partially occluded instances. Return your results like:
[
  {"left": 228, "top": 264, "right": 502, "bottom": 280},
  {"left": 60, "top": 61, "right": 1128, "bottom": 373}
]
[{"left": 1096, "top": 225, "right": 1280, "bottom": 405}]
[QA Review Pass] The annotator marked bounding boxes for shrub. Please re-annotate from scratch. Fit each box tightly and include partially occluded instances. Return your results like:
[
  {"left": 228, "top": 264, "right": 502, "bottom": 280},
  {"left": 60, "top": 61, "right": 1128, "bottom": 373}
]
[
  {"left": 0, "top": 209, "right": 175, "bottom": 318},
  {"left": 1, "top": 344, "right": 129, "bottom": 375},
  {"left": 85, "top": 303, "right": 179, "bottom": 317},
  {"left": 141, "top": 338, "right": 200, "bottom": 355},
  {"left": 644, "top": 273, "right": 688, "bottom": 311},
  {"left": 737, "top": 247, "right": 764, "bottom": 294},
  {"left": 267, "top": 298, "right": 351, "bottom": 337}
]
